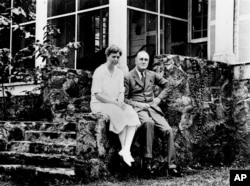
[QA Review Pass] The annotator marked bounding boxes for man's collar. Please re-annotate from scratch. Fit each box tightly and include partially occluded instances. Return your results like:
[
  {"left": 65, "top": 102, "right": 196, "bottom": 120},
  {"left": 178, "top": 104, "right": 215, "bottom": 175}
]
[{"left": 135, "top": 67, "right": 145, "bottom": 79}]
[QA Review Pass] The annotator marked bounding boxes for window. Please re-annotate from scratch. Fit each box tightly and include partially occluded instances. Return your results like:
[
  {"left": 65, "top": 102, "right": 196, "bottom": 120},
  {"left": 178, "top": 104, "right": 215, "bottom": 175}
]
[
  {"left": 47, "top": 0, "right": 109, "bottom": 70},
  {"left": 47, "top": 0, "right": 75, "bottom": 17},
  {"left": 189, "top": 0, "right": 208, "bottom": 58},
  {"left": 12, "top": 0, "right": 36, "bottom": 55},
  {"left": 127, "top": 10, "right": 158, "bottom": 69},
  {"left": 161, "top": 0, "right": 188, "bottom": 19},
  {"left": 160, "top": 17, "right": 187, "bottom": 55},
  {"left": 191, "top": 0, "right": 208, "bottom": 40},
  {"left": 79, "top": 0, "right": 109, "bottom": 10},
  {"left": 128, "top": 0, "right": 157, "bottom": 12},
  {"left": 48, "top": 16, "right": 75, "bottom": 68},
  {"left": 0, "top": 0, "right": 11, "bottom": 49},
  {"left": 77, "top": 9, "right": 109, "bottom": 71},
  {"left": 0, "top": 0, "right": 36, "bottom": 83},
  {"left": 13, "top": 0, "right": 36, "bottom": 22},
  {"left": 128, "top": 0, "right": 188, "bottom": 70},
  {"left": 1, "top": 0, "right": 109, "bottom": 84}
]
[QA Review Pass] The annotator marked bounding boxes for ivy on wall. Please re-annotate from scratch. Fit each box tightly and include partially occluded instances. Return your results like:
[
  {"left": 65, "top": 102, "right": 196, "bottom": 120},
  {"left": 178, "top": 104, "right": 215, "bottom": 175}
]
[{"left": 153, "top": 54, "right": 237, "bottom": 167}]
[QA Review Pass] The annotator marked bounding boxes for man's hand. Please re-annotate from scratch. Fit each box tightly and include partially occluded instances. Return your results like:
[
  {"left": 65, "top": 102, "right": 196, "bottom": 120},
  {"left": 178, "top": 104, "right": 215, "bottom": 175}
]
[
  {"left": 152, "top": 97, "right": 161, "bottom": 106},
  {"left": 136, "top": 102, "right": 150, "bottom": 110}
]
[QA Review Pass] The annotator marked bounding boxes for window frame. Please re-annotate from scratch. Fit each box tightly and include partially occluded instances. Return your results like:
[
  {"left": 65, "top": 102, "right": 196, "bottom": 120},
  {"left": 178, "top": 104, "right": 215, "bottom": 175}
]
[
  {"left": 7, "top": 0, "right": 37, "bottom": 84},
  {"left": 47, "top": 2, "right": 109, "bottom": 69},
  {"left": 127, "top": 0, "right": 188, "bottom": 56},
  {"left": 3, "top": 0, "right": 110, "bottom": 85},
  {"left": 188, "top": 0, "right": 208, "bottom": 44}
]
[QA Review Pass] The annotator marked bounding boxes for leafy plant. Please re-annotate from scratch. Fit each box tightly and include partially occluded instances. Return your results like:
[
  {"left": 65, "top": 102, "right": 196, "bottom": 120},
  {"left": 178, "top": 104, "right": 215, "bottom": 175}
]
[
  {"left": 35, "top": 24, "right": 81, "bottom": 68},
  {"left": 0, "top": 2, "right": 34, "bottom": 119},
  {"left": 0, "top": 2, "right": 81, "bottom": 120}
]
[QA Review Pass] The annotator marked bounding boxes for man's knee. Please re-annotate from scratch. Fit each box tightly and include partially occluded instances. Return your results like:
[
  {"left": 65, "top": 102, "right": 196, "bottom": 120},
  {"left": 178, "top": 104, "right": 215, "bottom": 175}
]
[
  {"left": 143, "top": 121, "right": 154, "bottom": 130},
  {"left": 163, "top": 126, "right": 173, "bottom": 136}
]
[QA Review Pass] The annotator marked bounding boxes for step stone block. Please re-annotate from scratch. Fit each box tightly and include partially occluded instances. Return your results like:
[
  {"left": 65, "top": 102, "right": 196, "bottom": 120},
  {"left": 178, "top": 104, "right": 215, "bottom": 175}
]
[
  {"left": 0, "top": 151, "right": 76, "bottom": 168},
  {"left": 7, "top": 141, "right": 76, "bottom": 156},
  {"left": 25, "top": 131, "right": 76, "bottom": 141},
  {"left": 0, "top": 165, "right": 75, "bottom": 185}
]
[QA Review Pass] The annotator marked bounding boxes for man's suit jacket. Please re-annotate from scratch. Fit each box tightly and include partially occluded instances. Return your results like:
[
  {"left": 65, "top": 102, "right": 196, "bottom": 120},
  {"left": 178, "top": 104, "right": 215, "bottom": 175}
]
[{"left": 124, "top": 68, "right": 171, "bottom": 125}]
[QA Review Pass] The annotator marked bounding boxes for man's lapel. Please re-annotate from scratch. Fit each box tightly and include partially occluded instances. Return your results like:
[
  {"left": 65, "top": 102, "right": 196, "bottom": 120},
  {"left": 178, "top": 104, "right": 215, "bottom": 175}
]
[{"left": 132, "top": 68, "right": 144, "bottom": 87}]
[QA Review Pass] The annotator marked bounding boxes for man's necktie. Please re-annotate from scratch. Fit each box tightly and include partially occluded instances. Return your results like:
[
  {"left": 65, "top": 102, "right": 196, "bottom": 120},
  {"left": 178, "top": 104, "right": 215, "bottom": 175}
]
[{"left": 141, "top": 72, "right": 145, "bottom": 84}]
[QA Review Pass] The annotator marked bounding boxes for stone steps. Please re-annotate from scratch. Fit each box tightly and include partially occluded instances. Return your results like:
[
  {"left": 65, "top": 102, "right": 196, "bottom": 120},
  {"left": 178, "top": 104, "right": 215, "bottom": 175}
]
[
  {"left": 24, "top": 130, "right": 76, "bottom": 141},
  {"left": 0, "top": 120, "right": 80, "bottom": 183},
  {"left": 6, "top": 141, "right": 76, "bottom": 156},
  {"left": 1, "top": 121, "right": 76, "bottom": 132},
  {"left": 0, "top": 164, "right": 75, "bottom": 176},
  {"left": 0, "top": 151, "right": 76, "bottom": 168},
  {"left": 0, "top": 164, "right": 75, "bottom": 184}
]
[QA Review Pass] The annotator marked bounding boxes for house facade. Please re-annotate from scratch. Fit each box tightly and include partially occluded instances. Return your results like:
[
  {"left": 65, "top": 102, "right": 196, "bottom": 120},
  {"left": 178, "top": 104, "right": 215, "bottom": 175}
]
[{"left": 1, "top": 0, "right": 250, "bottom": 88}]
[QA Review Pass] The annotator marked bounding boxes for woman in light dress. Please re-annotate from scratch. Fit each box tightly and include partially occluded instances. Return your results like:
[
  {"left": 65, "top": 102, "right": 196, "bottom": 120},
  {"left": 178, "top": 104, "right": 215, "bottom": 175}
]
[{"left": 90, "top": 45, "right": 140, "bottom": 166}]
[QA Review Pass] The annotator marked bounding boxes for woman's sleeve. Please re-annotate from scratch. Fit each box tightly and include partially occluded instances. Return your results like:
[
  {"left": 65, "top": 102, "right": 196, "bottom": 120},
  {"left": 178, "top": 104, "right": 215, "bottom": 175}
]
[{"left": 91, "top": 68, "right": 103, "bottom": 94}]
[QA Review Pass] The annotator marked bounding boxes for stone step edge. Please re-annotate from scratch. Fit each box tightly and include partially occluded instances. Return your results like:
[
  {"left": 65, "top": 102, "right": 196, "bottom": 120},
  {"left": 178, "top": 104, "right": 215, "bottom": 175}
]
[
  {"left": 0, "top": 151, "right": 76, "bottom": 159},
  {"left": 0, "top": 121, "right": 70, "bottom": 125},
  {"left": 8, "top": 140, "right": 76, "bottom": 146},
  {"left": 0, "top": 122, "right": 66, "bottom": 130},
  {"left": 0, "top": 164, "right": 75, "bottom": 176},
  {"left": 25, "top": 131, "right": 76, "bottom": 134}
]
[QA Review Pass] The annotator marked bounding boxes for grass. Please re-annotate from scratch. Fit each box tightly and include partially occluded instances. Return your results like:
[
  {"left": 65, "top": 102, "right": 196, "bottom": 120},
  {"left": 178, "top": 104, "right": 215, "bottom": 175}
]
[
  {"left": 1, "top": 166, "right": 249, "bottom": 186},
  {"left": 84, "top": 167, "right": 231, "bottom": 186}
]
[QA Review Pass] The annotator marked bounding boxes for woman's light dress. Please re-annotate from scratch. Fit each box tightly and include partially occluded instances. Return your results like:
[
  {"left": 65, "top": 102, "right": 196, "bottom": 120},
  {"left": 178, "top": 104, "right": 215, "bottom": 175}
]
[{"left": 90, "top": 64, "right": 140, "bottom": 134}]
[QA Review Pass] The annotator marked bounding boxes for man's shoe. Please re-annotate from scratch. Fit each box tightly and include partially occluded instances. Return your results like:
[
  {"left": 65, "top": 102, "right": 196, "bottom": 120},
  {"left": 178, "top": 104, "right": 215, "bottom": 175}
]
[
  {"left": 142, "top": 158, "right": 152, "bottom": 174},
  {"left": 169, "top": 168, "right": 183, "bottom": 177}
]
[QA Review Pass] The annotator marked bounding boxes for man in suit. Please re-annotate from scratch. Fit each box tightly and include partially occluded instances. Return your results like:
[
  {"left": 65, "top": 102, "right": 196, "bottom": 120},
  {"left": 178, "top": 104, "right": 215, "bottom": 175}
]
[{"left": 124, "top": 50, "right": 180, "bottom": 176}]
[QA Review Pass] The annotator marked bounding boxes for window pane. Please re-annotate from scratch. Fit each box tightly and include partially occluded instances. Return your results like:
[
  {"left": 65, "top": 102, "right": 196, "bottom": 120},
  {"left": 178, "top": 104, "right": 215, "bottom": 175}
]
[
  {"left": 128, "top": 0, "right": 157, "bottom": 12},
  {"left": 0, "top": 28, "right": 10, "bottom": 49},
  {"left": 12, "top": 23, "right": 36, "bottom": 69},
  {"left": 13, "top": 0, "right": 36, "bottom": 23},
  {"left": 47, "top": 0, "right": 75, "bottom": 17},
  {"left": 77, "top": 9, "right": 108, "bottom": 71},
  {"left": 192, "top": 0, "right": 208, "bottom": 39},
  {"left": 79, "top": 0, "right": 109, "bottom": 10},
  {"left": 48, "top": 16, "right": 75, "bottom": 68},
  {"left": 12, "top": 24, "right": 35, "bottom": 55},
  {"left": 0, "top": 0, "right": 10, "bottom": 9},
  {"left": 0, "top": 0, "right": 11, "bottom": 48},
  {"left": 160, "top": 0, "right": 188, "bottom": 19},
  {"left": 160, "top": 17, "right": 187, "bottom": 55},
  {"left": 128, "top": 10, "right": 157, "bottom": 70}
]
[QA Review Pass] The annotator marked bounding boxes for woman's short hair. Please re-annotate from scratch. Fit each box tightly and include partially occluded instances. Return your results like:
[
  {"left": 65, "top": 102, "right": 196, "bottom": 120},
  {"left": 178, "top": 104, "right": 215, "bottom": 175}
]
[{"left": 105, "top": 45, "right": 122, "bottom": 57}]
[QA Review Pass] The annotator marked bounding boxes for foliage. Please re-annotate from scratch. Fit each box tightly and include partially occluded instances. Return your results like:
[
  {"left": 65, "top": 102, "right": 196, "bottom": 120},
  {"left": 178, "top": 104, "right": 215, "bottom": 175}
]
[
  {"left": 0, "top": 48, "right": 11, "bottom": 84},
  {"left": 35, "top": 24, "right": 81, "bottom": 67},
  {"left": 0, "top": 2, "right": 81, "bottom": 120},
  {"left": 0, "top": 2, "right": 35, "bottom": 84}
]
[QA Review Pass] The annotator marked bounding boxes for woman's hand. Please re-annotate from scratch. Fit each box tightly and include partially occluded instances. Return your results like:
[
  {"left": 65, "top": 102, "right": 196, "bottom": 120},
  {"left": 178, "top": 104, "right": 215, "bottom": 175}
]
[{"left": 115, "top": 102, "right": 126, "bottom": 110}]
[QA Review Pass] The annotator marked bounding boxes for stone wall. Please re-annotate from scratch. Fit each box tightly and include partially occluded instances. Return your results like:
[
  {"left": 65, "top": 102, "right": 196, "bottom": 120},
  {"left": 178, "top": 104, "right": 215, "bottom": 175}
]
[
  {"left": 41, "top": 67, "right": 92, "bottom": 123},
  {"left": 0, "top": 95, "right": 46, "bottom": 121},
  {"left": 152, "top": 54, "right": 235, "bottom": 166},
  {"left": 233, "top": 79, "right": 250, "bottom": 163}
]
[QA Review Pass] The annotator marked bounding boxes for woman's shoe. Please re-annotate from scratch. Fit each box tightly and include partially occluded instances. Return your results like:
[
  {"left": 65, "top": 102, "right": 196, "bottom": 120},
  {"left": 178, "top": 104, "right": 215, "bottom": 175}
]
[
  {"left": 119, "top": 150, "right": 133, "bottom": 167},
  {"left": 119, "top": 150, "right": 134, "bottom": 162}
]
